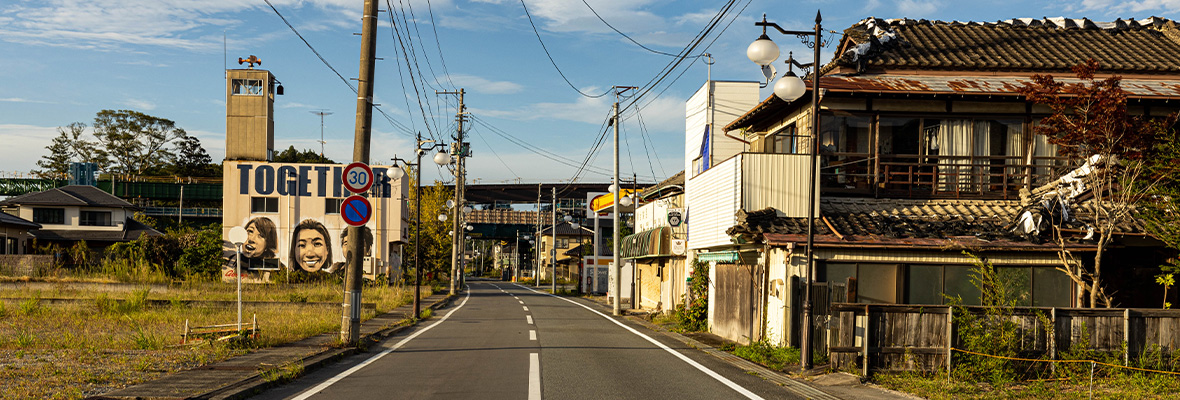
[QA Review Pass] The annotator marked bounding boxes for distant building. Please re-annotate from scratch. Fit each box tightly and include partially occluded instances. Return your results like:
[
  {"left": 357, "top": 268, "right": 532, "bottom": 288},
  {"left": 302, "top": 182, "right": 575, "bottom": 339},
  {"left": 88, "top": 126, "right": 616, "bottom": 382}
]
[
  {"left": 221, "top": 62, "right": 409, "bottom": 283},
  {"left": 0, "top": 185, "right": 160, "bottom": 251}
]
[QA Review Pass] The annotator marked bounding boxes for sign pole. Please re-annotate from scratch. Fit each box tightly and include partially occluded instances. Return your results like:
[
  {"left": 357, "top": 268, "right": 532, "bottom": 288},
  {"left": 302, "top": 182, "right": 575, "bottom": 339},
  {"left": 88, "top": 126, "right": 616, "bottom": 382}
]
[{"left": 342, "top": 0, "right": 378, "bottom": 345}]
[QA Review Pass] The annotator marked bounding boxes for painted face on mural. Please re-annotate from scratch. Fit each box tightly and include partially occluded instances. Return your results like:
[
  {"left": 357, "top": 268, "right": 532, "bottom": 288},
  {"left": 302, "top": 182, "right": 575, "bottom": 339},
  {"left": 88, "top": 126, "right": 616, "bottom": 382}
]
[
  {"left": 243, "top": 223, "right": 267, "bottom": 258},
  {"left": 296, "top": 229, "right": 329, "bottom": 272}
]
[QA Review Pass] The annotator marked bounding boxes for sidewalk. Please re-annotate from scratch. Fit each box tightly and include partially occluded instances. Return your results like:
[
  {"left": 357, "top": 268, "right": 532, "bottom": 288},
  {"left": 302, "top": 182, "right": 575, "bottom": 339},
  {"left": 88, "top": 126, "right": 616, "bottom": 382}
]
[
  {"left": 91, "top": 292, "right": 454, "bottom": 400},
  {"left": 578, "top": 295, "right": 917, "bottom": 400}
]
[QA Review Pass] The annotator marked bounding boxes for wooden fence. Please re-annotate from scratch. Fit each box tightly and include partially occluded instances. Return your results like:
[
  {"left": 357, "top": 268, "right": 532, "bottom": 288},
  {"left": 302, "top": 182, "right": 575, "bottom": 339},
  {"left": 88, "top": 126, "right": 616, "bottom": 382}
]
[{"left": 829, "top": 303, "right": 1180, "bottom": 375}]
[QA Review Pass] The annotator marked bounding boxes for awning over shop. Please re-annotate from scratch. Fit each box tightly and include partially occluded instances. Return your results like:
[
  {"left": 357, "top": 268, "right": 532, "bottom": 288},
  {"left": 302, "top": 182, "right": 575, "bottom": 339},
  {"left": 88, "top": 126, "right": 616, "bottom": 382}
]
[
  {"left": 620, "top": 226, "right": 670, "bottom": 259},
  {"left": 695, "top": 250, "right": 740, "bottom": 263},
  {"left": 590, "top": 189, "right": 642, "bottom": 213}
]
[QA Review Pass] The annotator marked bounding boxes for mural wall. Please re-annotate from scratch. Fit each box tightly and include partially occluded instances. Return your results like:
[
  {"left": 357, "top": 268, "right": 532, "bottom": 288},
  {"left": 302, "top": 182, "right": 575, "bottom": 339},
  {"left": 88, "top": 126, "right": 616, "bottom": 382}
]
[{"left": 221, "top": 161, "right": 409, "bottom": 283}]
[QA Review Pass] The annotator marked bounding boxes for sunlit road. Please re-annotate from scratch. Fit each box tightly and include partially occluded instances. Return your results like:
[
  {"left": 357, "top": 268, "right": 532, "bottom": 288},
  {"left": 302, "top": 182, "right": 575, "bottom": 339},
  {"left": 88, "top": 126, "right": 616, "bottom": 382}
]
[{"left": 255, "top": 280, "right": 803, "bottom": 400}]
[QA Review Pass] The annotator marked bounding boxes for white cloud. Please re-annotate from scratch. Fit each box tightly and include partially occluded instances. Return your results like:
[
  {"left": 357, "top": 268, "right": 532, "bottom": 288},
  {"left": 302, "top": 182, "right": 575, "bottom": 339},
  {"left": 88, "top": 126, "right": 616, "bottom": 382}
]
[
  {"left": 897, "top": 0, "right": 941, "bottom": 17},
  {"left": 0, "top": 124, "right": 61, "bottom": 174},
  {"left": 0, "top": 0, "right": 359, "bottom": 52},
  {"left": 447, "top": 74, "right": 524, "bottom": 94},
  {"left": 0, "top": 97, "right": 53, "bottom": 104},
  {"left": 1071, "top": 0, "right": 1180, "bottom": 13},
  {"left": 864, "top": 0, "right": 883, "bottom": 13},
  {"left": 475, "top": 93, "right": 610, "bottom": 124},
  {"left": 122, "top": 98, "right": 156, "bottom": 111}
]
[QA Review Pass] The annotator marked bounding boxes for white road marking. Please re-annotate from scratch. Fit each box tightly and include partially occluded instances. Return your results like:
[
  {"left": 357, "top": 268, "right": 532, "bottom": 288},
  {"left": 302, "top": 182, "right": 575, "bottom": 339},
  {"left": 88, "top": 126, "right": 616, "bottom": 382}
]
[
  {"left": 523, "top": 306, "right": 529, "bottom": 311},
  {"left": 291, "top": 288, "right": 473, "bottom": 400},
  {"left": 530, "top": 330, "right": 537, "bottom": 341},
  {"left": 526, "top": 315, "right": 533, "bottom": 325},
  {"left": 513, "top": 284, "right": 764, "bottom": 400},
  {"left": 518, "top": 300, "right": 524, "bottom": 304},
  {"left": 529, "top": 352, "right": 541, "bottom": 400}
]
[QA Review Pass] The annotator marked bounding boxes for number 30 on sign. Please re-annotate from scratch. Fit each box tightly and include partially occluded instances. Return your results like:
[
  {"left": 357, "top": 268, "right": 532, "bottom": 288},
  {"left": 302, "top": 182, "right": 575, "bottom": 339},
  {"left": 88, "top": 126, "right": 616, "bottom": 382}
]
[{"left": 342, "top": 162, "right": 374, "bottom": 194}]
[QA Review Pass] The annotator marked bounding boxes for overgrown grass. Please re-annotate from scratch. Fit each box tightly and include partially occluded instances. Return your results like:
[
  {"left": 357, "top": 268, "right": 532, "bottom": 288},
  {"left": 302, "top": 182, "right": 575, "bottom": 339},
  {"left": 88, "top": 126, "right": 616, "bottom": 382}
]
[
  {"left": 732, "top": 341, "right": 801, "bottom": 372},
  {"left": 0, "top": 281, "right": 415, "bottom": 398},
  {"left": 876, "top": 370, "right": 1180, "bottom": 399}
]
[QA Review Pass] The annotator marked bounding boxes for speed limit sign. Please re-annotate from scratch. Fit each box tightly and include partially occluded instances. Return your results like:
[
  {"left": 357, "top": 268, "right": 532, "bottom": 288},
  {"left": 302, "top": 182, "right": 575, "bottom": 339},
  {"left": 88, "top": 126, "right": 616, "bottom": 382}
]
[{"left": 342, "top": 162, "right": 374, "bottom": 194}]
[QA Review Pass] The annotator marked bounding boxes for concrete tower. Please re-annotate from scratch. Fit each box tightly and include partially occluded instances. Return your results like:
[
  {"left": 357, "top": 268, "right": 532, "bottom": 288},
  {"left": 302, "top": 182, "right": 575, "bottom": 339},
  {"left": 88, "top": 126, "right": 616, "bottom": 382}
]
[{"left": 225, "top": 56, "right": 280, "bottom": 161}]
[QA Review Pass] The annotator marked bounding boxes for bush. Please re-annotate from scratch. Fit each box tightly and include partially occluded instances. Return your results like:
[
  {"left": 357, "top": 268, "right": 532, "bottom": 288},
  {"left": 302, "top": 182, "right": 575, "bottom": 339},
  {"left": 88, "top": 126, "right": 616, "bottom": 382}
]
[
  {"left": 733, "top": 341, "right": 801, "bottom": 371},
  {"left": 676, "top": 259, "right": 709, "bottom": 332}
]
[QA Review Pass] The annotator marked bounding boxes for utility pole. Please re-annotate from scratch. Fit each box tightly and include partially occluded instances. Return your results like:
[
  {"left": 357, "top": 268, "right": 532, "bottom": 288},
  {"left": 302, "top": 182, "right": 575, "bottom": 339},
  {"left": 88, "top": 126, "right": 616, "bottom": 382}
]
[
  {"left": 536, "top": 184, "right": 541, "bottom": 287},
  {"left": 611, "top": 86, "right": 636, "bottom": 317},
  {"left": 310, "top": 110, "right": 333, "bottom": 158},
  {"left": 551, "top": 186, "right": 557, "bottom": 294},
  {"left": 342, "top": 0, "right": 378, "bottom": 345},
  {"left": 438, "top": 89, "right": 466, "bottom": 295}
]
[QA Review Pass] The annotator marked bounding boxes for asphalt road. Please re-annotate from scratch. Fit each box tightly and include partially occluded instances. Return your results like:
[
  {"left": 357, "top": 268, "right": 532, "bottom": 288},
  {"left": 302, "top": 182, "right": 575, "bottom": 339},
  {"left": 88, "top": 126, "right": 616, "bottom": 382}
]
[{"left": 254, "top": 281, "right": 804, "bottom": 400}]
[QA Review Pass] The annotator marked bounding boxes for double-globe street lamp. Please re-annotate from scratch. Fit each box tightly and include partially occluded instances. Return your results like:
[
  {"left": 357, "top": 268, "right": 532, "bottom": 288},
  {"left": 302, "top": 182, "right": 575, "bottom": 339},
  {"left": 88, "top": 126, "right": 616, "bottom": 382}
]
[
  {"left": 747, "top": 11, "right": 827, "bottom": 371},
  {"left": 389, "top": 134, "right": 452, "bottom": 320}
]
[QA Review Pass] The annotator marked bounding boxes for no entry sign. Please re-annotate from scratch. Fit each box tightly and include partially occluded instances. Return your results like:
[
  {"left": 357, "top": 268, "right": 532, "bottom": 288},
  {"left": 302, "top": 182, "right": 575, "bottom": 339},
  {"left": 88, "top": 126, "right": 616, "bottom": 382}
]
[
  {"left": 342, "top": 162, "right": 374, "bottom": 194},
  {"left": 340, "top": 195, "right": 372, "bottom": 226}
]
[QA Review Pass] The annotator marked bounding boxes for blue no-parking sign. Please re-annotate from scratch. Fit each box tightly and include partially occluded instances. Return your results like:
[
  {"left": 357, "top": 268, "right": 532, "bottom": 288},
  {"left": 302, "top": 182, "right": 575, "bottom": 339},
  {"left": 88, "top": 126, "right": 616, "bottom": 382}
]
[{"left": 340, "top": 195, "right": 372, "bottom": 226}]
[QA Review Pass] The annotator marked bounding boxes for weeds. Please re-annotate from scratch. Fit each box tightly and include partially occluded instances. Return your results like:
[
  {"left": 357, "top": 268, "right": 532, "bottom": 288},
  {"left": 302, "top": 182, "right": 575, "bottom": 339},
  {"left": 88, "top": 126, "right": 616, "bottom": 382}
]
[
  {"left": 732, "top": 341, "right": 801, "bottom": 372},
  {"left": 260, "top": 360, "right": 304, "bottom": 383}
]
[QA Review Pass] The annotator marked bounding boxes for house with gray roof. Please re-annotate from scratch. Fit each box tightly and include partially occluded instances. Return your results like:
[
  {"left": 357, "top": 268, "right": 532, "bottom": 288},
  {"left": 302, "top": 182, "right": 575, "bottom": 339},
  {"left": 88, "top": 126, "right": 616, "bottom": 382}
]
[
  {"left": 689, "top": 17, "right": 1178, "bottom": 347},
  {"left": 0, "top": 185, "right": 161, "bottom": 251}
]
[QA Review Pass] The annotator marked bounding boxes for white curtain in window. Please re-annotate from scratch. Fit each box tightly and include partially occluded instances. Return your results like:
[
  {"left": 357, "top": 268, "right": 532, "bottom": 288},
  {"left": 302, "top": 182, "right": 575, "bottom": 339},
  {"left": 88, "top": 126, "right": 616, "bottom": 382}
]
[{"left": 935, "top": 119, "right": 973, "bottom": 191}]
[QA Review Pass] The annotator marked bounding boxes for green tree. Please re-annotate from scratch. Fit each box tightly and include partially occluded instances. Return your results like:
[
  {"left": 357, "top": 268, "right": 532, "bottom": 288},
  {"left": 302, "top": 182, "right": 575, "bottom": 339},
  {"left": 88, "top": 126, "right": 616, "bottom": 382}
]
[
  {"left": 36, "top": 122, "right": 103, "bottom": 176},
  {"left": 92, "top": 109, "right": 187, "bottom": 175},
  {"left": 404, "top": 179, "right": 454, "bottom": 283},
  {"left": 169, "top": 135, "right": 219, "bottom": 177},
  {"left": 273, "top": 145, "right": 335, "bottom": 164},
  {"left": 1019, "top": 59, "right": 1179, "bottom": 307}
]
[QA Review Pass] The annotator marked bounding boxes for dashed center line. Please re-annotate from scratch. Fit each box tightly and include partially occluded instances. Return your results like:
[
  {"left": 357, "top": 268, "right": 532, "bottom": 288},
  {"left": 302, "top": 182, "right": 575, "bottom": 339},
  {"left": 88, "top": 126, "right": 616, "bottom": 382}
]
[
  {"left": 530, "top": 330, "right": 537, "bottom": 341},
  {"left": 523, "top": 306, "right": 529, "bottom": 311},
  {"left": 526, "top": 315, "right": 533, "bottom": 325}
]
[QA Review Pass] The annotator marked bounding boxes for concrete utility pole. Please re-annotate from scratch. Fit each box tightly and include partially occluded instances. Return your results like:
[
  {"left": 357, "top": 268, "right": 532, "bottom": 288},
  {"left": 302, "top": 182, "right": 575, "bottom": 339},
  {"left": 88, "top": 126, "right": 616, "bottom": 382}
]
[
  {"left": 342, "top": 0, "right": 379, "bottom": 345},
  {"left": 439, "top": 89, "right": 466, "bottom": 295},
  {"left": 536, "top": 184, "right": 541, "bottom": 287},
  {"left": 611, "top": 86, "right": 636, "bottom": 317},
  {"left": 551, "top": 186, "right": 557, "bottom": 294}
]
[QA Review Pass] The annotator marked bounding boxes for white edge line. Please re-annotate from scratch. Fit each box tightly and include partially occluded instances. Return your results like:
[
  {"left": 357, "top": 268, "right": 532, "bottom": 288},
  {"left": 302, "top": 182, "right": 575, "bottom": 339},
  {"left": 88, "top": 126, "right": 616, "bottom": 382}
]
[
  {"left": 528, "top": 352, "right": 541, "bottom": 400},
  {"left": 512, "top": 284, "right": 764, "bottom": 400},
  {"left": 291, "top": 288, "right": 473, "bottom": 400}
]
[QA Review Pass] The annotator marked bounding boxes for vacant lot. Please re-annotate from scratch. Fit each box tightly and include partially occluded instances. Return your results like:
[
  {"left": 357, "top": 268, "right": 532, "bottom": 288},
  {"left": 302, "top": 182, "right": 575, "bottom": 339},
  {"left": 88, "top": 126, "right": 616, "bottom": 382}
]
[{"left": 0, "top": 279, "right": 417, "bottom": 399}]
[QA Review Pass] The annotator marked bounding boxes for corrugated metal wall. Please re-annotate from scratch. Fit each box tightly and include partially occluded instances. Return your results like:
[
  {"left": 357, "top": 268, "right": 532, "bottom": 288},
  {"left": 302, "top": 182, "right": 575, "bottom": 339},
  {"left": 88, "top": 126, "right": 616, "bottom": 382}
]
[
  {"left": 686, "top": 155, "right": 740, "bottom": 250},
  {"left": 741, "top": 153, "right": 819, "bottom": 218}
]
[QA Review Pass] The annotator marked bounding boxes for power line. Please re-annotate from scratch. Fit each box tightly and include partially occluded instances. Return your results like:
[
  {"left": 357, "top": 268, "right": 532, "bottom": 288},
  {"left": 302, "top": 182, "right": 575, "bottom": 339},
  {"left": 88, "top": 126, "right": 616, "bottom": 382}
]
[
  {"left": 579, "top": 0, "right": 691, "bottom": 58},
  {"left": 263, "top": 0, "right": 416, "bottom": 138},
  {"left": 518, "top": 0, "right": 612, "bottom": 99}
]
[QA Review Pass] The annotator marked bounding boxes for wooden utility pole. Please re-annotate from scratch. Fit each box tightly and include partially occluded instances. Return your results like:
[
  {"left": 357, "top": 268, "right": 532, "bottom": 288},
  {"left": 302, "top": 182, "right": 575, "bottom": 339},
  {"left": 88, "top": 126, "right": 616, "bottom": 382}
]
[{"left": 342, "top": 0, "right": 379, "bottom": 345}]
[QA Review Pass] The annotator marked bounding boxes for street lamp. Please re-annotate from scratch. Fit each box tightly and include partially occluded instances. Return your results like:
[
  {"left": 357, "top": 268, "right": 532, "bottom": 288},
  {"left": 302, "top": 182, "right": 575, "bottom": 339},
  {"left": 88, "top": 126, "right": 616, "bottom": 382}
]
[
  {"left": 391, "top": 133, "right": 450, "bottom": 320},
  {"left": 228, "top": 226, "right": 248, "bottom": 332},
  {"left": 749, "top": 11, "right": 826, "bottom": 371}
]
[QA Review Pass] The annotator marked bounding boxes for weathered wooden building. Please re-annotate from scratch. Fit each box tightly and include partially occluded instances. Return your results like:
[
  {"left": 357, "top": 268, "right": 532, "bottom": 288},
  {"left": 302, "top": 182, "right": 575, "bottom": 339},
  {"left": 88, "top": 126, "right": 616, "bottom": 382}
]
[{"left": 690, "top": 17, "right": 1179, "bottom": 346}]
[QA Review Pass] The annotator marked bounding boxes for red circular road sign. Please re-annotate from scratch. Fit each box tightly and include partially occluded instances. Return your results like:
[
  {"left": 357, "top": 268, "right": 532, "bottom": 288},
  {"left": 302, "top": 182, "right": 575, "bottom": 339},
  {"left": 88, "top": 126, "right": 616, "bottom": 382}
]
[
  {"left": 340, "top": 195, "right": 372, "bottom": 227},
  {"left": 342, "top": 162, "right": 374, "bottom": 194}
]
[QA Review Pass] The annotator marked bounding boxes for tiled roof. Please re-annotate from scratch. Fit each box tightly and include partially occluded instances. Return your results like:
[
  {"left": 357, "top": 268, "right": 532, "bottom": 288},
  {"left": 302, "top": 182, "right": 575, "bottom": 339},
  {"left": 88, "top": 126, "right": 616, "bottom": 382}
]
[
  {"left": 727, "top": 197, "right": 1136, "bottom": 249},
  {"left": 0, "top": 185, "right": 137, "bottom": 209},
  {"left": 0, "top": 212, "right": 39, "bottom": 230},
  {"left": 835, "top": 17, "right": 1180, "bottom": 74}
]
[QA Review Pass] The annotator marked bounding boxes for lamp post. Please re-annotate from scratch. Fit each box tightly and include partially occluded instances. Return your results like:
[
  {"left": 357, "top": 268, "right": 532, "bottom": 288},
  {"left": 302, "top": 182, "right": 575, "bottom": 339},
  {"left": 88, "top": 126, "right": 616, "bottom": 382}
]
[
  {"left": 228, "top": 226, "right": 248, "bottom": 332},
  {"left": 390, "top": 133, "right": 450, "bottom": 320},
  {"left": 749, "top": 11, "right": 826, "bottom": 371}
]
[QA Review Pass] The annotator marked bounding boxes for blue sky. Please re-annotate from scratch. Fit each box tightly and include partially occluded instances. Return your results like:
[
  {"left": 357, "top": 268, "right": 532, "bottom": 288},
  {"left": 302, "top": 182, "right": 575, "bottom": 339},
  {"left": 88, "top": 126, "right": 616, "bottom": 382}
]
[{"left": 1, "top": 0, "right": 1177, "bottom": 185}]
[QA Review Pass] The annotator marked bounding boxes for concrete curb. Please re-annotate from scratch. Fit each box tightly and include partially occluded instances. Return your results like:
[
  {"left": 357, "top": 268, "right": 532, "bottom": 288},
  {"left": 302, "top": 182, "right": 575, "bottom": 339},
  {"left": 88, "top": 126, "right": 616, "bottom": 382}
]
[{"left": 203, "top": 294, "right": 457, "bottom": 400}]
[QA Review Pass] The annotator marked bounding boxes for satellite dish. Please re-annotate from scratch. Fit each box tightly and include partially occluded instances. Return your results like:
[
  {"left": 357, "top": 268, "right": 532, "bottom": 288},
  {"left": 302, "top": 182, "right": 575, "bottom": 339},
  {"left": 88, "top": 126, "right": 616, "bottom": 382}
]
[{"left": 229, "top": 226, "right": 248, "bottom": 246}]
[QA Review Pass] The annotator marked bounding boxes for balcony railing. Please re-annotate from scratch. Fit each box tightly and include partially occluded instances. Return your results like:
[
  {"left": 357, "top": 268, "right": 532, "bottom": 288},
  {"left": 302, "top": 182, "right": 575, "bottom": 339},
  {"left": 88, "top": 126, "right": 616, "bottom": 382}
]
[{"left": 818, "top": 153, "right": 1072, "bottom": 199}]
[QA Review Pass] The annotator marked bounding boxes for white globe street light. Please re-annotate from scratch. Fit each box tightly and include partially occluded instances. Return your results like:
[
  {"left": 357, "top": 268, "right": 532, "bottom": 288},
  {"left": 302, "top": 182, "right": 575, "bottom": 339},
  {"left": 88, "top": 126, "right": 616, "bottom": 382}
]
[
  {"left": 607, "top": 183, "right": 618, "bottom": 194},
  {"left": 620, "top": 196, "right": 633, "bottom": 207},
  {"left": 433, "top": 151, "right": 451, "bottom": 165},
  {"left": 388, "top": 166, "right": 406, "bottom": 180},
  {"left": 774, "top": 71, "right": 807, "bottom": 102},
  {"left": 746, "top": 33, "right": 780, "bottom": 66},
  {"left": 438, "top": 214, "right": 448, "bottom": 222}
]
